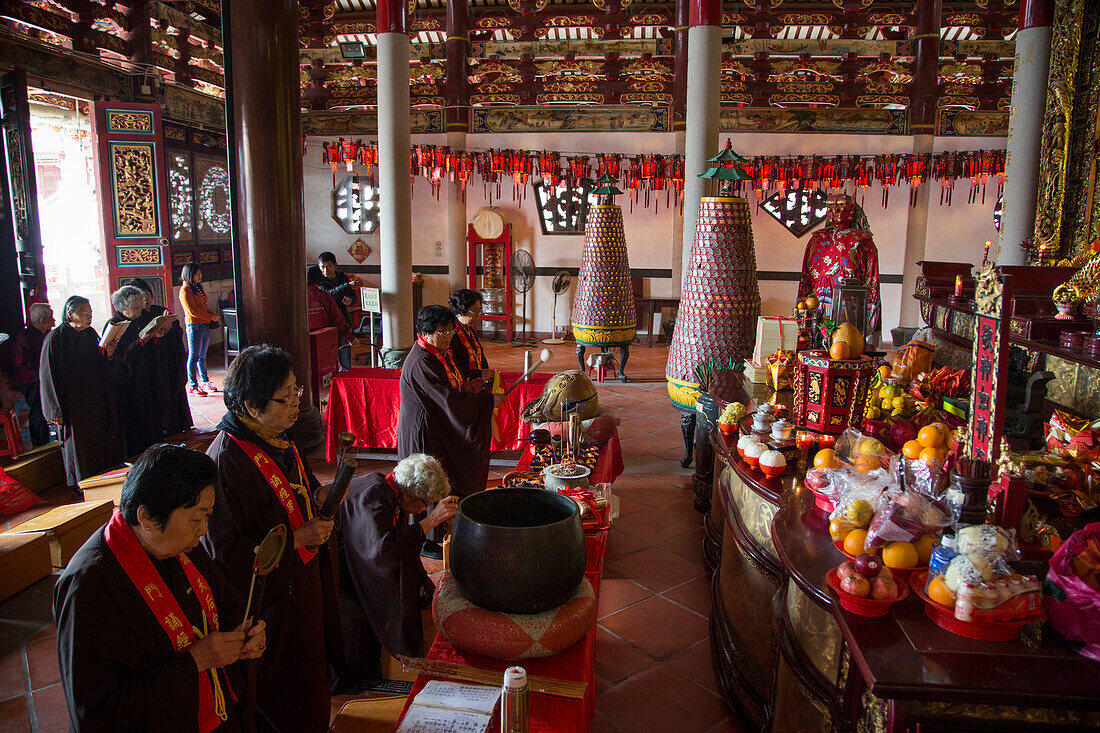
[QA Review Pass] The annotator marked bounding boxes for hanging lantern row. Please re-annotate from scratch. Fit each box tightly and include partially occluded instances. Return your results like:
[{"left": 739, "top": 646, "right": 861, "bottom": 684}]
[{"left": 318, "top": 141, "right": 1005, "bottom": 211}]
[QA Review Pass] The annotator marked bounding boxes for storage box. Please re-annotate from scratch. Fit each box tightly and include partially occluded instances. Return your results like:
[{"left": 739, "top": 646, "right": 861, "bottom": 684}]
[
  {"left": 0, "top": 532, "right": 52, "bottom": 602},
  {"left": 751, "top": 316, "right": 799, "bottom": 367},
  {"left": 2, "top": 442, "right": 64, "bottom": 494},
  {"left": 78, "top": 466, "right": 130, "bottom": 506},
  {"left": 4, "top": 500, "right": 113, "bottom": 568}
]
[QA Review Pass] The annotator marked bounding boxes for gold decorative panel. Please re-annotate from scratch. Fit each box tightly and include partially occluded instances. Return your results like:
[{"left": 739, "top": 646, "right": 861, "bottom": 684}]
[
  {"left": 951, "top": 311, "right": 976, "bottom": 340},
  {"left": 109, "top": 142, "right": 159, "bottom": 238},
  {"left": 106, "top": 109, "right": 154, "bottom": 133},
  {"left": 728, "top": 472, "right": 779, "bottom": 558},
  {"left": 786, "top": 579, "right": 843, "bottom": 686}
]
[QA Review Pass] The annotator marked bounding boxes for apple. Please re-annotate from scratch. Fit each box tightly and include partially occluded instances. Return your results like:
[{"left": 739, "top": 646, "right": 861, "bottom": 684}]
[
  {"left": 877, "top": 566, "right": 894, "bottom": 582},
  {"left": 804, "top": 468, "right": 831, "bottom": 491},
  {"left": 854, "top": 553, "right": 883, "bottom": 579},
  {"left": 840, "top": 575, "right": 871, "bottom": 597},
  {"left": 835, "top": 562, "right": 859, "bottom": 581},
  {"left": 871, "top": 577, "right": 900, "bottom": 601}
]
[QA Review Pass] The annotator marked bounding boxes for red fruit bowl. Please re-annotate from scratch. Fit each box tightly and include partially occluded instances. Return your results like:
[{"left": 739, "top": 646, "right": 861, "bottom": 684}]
[
  {"left": 743, "top": 453, "right": 760, "bottom": 469},
  {"left": 718, "top": 421, "right": 737, "bottom": 436},
  {"left": 832, "top": 540, "right": 924, "bottom": 585},
  {"left": 908, "top": 570, "right": 1040, "bottom": 642},
  {"left": 827, "top": 568, "right": 909, "bottom": 617},
  {"left": 807, "top": 486, "right": 836, "bottom": 514},
  {"left": 760, "top": 462, "right": 786, "bottom": 478}
]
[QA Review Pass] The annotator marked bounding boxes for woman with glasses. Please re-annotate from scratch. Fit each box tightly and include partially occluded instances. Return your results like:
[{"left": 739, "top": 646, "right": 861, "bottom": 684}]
[
  {"left": 397, "top": 305, "right": 503, "bottom": 559},
  {"left": 447, "top": 288, "right": 490, "bottom": 382},
  {"left": 202, "top": 345, "right": 342, "bottom": 732}
]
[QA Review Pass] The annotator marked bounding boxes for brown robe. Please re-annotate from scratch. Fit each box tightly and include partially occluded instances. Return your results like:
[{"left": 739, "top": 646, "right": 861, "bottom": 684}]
[
  {"left": 338, "top": 472, "right": 427, "bottom": 663},
  {"left": 449, "top": 323, "right": 489, "bottom": 383},
  {"left": 54, "top": 528, "right": 249, "bottom": 733},
  {"left": 147, "top": 304, "right": 194, "bottom": 438},
  {"left": 397, "top": 341, "right": 493, "bottom": 499},
  {"left": 202, "top": 421, "right": 342, "bottom": 733},
  {"left": 39, "top": 322, "right": 125, "bottom": 485}
]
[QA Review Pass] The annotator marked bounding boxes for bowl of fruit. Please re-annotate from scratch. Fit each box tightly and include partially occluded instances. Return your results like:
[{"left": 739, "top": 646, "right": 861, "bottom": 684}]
[
  {"left": 830, "top": 495, "right": 941, "bottom": 584},
  {"left": 718, "top": 402, "right": 747, "bottom": 436},
  {"left": 828, "top": 556, "right": 909, "bottom": 617}
]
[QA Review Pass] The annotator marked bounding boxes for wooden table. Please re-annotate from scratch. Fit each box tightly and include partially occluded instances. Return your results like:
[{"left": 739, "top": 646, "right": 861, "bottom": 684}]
[{"left": 634, "top": 296, "right": 679, "bottom": 346}]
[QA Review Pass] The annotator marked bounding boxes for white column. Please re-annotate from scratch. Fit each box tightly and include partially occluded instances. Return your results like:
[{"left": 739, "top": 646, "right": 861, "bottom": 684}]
[{"left": 377, "top": 32, "right": 414, "bottom": 365}]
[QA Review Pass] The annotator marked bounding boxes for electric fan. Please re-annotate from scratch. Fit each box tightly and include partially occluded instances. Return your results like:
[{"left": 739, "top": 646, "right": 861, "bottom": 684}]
[{"left": 543, "top": 270, "right": 571, "bottom": 345}]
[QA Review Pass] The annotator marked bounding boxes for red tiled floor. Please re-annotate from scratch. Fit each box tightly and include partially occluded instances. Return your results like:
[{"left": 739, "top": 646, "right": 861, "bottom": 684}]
[
  {"left": 599, "top": 595, "right": 709, "bottom": 660},
  {"left": 666, "top": 638, "right": 723, "bottom": 698},
  {"left": 605, "top": 546, "right": 706, "bottom": 594},
  {"left": 604, "top": 528, "right": 649, "bottom": 562},
  {"left": 659, "top": 526, "right": 707, "bottom": 565},
  {"left": 590, "top": 710, "right": 623, "bottom": 732},
  {"left": 30, "top": 684, "right": 68, "bottom": 731},
  {"left": 662, "top": 574, "right": 714, "bottom": 618},
  {"left": 0, "top": 696, "right": 30, "bottom": 733},
  {"left": 596, "top": 664, "right": 730, "bottom": 733},
  {"left": 594, "top": 627, "right": 654, "bottom": 685},
  {"left": 612, "top": 504, "right": 699, "bottom": 543},
  {"left": 596, "top": 578, "right": 653, "bottom": 619},
  {"left": 0, "top": 652, "right": 25, "bottom": 701},
  {"left": 24, "top": 637, "right": 60, "bottom": 691}
]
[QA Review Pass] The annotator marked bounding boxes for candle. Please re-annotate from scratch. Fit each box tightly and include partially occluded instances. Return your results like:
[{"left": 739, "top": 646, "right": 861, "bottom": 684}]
[
  {"left": 954, "top": 275, "right": 963, "bottom": 297},
  {"left": 982, "top": 240, "right": 990, "bottom": 265},
  {"left": 1039, "top": 244, "right": 1047, "bottom": 266}
]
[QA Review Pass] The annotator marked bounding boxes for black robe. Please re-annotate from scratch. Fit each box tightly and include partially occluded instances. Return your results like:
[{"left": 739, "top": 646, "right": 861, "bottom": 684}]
[
  {"left": 147, "top": 304, "right": 194, "bottom": 439},
  {"left": 338, "top": 472, "right": 426, "bottom": 662},
  {"left": 397, "top": 341, "right": 493, "bottom": 499},
  {"left": 39, "top": 323, "right": 125, "bottom": 485},
  {"left": 202, "top": 416, "right": 342, "bottom": 733},
  {"left": 316, "top": 271, "right": 355, "bottom": 328},
  {"left": 108, "top": 311, "right": 160, "bottom": 457},
  {"left": 449, "top": 323, "right": 489, "bottom": 383},
  {"left": 54, "top": 528, "right": 249, "bottom": 733}
]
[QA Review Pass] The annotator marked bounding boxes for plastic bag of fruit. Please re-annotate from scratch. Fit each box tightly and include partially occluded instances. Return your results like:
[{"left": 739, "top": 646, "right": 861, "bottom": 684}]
[
  {"left": 827, "top": 468, "right": 895, "bottom": 550},
  {"left": 1047, "top": 522, "right": 1100, "bottom": 661},
  {"left": 898, "top": 455, "right": 949, "bottom": 497},
  {"left": 833, "top": 428, "right": 893, "bottom": 473},
  {"left": 863, "top": 488, "right": 953, "bottom": 552}
]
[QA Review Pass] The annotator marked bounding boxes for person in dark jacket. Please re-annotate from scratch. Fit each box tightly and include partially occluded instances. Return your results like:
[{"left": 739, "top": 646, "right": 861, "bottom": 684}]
[
  {"left": 316, "top": 252, "right": 358, "bottom": 371},
  {"left": 11, "top": 302, "right": 55, "bottom": 446},
  {"left": 126, "top": 277, "right": 193, "bottom": 438},
  {"left": 447, "top": 288, "right": 489, "bottom": 382},
  {"left": 307, "top": 266, "right": 358, "bottom": 370}
]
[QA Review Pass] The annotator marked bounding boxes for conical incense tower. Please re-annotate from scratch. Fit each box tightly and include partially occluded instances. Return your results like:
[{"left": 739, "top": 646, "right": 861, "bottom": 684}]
[
  {"left": 571, "top": 179, "right": 636, "bottom": 350},
  {"left": 667, "top": 141, "right": 760, "bottom": 408}
]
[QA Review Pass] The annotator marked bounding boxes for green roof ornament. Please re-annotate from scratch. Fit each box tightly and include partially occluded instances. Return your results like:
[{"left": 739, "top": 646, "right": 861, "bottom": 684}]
[
  {"left": 593, "top": 172, "right": 624, "bottom": 203},
  {"left": 698, "top": 139, "right": 750, "bottom": 197}
]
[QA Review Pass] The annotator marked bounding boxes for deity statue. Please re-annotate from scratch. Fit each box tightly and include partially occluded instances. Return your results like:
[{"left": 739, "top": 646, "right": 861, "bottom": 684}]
[{"left": 797, "top": 193, "right": 882, "bottom": 349}]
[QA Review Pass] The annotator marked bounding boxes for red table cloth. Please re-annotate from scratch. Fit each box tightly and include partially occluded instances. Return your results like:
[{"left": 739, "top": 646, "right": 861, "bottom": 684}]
[
  {"left": 396, "top": 530, "right": 608, "bottom": 731},
  {"left": 324, "top": 368, "right": 551, "bottom": 463}
]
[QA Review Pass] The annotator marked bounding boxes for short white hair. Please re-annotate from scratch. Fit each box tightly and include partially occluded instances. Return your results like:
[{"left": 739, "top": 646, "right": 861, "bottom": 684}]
[
  {"left": 393, "top": 453, "right": 450, "bottom": 504},
  {"left": 111, "top": 285, "right": 144, "bottom": 313},
  {"left": 28, "top": 303, "right": 52, "bottom": 325}
]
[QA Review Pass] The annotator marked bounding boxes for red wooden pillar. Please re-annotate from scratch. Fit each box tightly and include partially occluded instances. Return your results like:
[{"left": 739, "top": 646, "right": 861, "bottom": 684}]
[
  {"left": 445, "top": 0, "right": 469, "bottom": 133},
  {"left": 672, "top": 0, "right": 689, "bottom": 131},
  {"left": 909, "top": 0, "right": 942, "bottom": 135}
]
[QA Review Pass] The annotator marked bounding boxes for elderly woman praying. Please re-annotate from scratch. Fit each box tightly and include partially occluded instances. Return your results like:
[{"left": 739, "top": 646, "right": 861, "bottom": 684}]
[{"left": 336, "top": 453, "right": 457, "bottom": 689}]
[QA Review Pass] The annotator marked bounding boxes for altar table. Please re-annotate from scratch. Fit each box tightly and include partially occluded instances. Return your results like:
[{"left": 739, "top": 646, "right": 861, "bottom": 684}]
[{"left": 324, "top": 368, "right": 551, "bottom": 463}]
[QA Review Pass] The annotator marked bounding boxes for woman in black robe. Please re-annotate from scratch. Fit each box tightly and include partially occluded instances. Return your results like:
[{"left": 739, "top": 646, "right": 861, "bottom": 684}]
[
  {"left": 54, "top": 444, "right": 265, "bottom": 733},
  {"left": 107, "top": 285, "right": 166, "bottom": 457},
  {"left": 202, "top": 345, "right": 342, "bottom": 733},
  {"left": 128, "top": 277, "right": 193, "bottom": 438},
  {"left": 397, "top": 306, "right": 500, "bottom": 556},
  {"left": 336, "top": 454, "right": 456, "bottom": 687},
  {"left": 39, "top": 296, "right": 126, "bottom": 486},
  {"left": 448, "top": 288, "right": 489, "bottom": 382}
]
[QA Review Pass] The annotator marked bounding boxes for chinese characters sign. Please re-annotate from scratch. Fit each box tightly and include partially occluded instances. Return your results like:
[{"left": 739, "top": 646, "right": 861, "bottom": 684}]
[{"left": 968, "top": 313, "right": 1001, "bottom": 459}]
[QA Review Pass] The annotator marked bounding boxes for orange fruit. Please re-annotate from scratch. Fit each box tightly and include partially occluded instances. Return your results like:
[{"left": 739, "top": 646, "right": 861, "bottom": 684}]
[
  {"left": 814, "top": 448, "right": 839, "bottom": 469},
  {"left": 915, "top": 534, "right": 938, "bottom": 565},
  {"left": 804, "top": 295, "right": 819, "bottom": 310},
  {"left": 930, "top": 422, "right": 949, "bottom": 436},
  {"left": 920, "top": 446, "right": 947, "bottom": 463},
  {"left": 829, "top": 340, "right": 851, "bottom": 361},
  {"left": 878, "top": 365, "right": 891, "bottom": 380},
  {"left": 927, "top": 575, "right": 955, "bottom": 608},
  {"left": 902, "top": 440, "right": 924, "bottom": 460},
  {"left": 882, "top": 541, "right": 919, "bottom": 569},
  {"left": 917, "top": 424, "right": 945, "bottom": 449},
  {"left": 853, "top": 454, "right": 881, "bottom": 473},
  {"left": 829, "top": 518, "right": 855, "bottom": 541},
  {"left": 843, "top": 528, "right": 869, "bottom": 557}
]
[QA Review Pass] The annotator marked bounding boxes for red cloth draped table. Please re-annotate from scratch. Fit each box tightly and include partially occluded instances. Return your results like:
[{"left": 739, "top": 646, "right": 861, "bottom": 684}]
[
  {"left": 323, "top": 368, "right": 551, "bottom": 463},
  {"left": 513, "top": 433, "right": 625, "bottom": 487}
]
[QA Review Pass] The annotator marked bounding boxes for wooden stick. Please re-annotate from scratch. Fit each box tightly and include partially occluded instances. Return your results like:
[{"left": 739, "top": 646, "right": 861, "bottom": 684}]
[{"left": 396, "top": 656, "right": 587, "bottom": 699}]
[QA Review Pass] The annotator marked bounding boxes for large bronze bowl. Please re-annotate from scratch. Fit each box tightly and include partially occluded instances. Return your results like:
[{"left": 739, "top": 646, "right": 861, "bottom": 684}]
[{"left": 450, "top": 488, "right": 586, "bottom": 614}]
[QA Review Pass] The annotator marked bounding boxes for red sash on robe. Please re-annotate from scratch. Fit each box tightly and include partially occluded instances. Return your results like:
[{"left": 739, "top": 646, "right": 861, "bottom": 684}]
[
  {"left": 454, "top": 324, "right": 485, "bottom": 372},
  {"left": 417, "top": 337, "right": 463, "bottom": 389},
  {"left": 230, "top": 436, "right": 317, "bottom": 564},
  {"left": 103, "top": 510, "right": 226, "bottom": 733}
]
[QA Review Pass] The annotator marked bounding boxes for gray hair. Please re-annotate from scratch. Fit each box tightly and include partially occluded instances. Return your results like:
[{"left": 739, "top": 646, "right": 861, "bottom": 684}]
[
  {"left": 28, "top": 303, "right": 52, "bottom": 325},
  {"left": 393, "top": 453, "right": 450, "bottom": 504},
  {"left": 111, "top": 285, "right": 145, "bottom": 313}
]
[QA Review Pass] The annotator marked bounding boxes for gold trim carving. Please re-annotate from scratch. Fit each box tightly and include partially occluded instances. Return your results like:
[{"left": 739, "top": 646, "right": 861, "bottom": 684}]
[{"left": 111, "top": 143, "right": 158, "bottom": 237}]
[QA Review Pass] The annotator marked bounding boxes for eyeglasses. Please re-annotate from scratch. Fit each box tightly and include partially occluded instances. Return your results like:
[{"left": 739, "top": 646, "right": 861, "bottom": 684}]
[{"left": 270, "top": 386, "right": 305, "bottom": 405}]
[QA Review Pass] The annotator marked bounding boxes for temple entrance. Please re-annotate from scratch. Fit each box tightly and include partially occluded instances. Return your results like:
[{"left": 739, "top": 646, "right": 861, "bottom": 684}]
[{"left": 28, "top": 90, "right": 109, "bottom": 330}]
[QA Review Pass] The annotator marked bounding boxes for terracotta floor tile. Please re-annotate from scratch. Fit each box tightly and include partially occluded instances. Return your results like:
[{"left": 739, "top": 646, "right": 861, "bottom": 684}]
[
  {"left": 659, "top": 527, "right": 707, "bottom": 565},
  {"left": 0, "top": 651, "right": 25, "bottom": 702},
  {"left": 24, "top": 637, "right": 59, "bottom": 691},
  {"left": 590, "top": 710, "right": 623, "bottom": 732},
  {"left": 604, "top": 529, "right": 649, "bottom": 562},
  {"left": 666, "top": 638, "right": 723, "bottom": 699},
  {"left": 612, "top": 505, "right": 699, "bottom": 544},
  {"left": 0, "top": 696, "right": 29, "bottom": 732},
  {"left": 594, "top": 627, "right": 653, "bottom": 684},
  {"left": 596, "top": 578, "right": 653, "bottom": 619},
  {"left": 662, "top": 574, "right": 714, "bottom": 618},
  {"left": 617, "top": 483, "right": 692, "bottom": 510},
  {"left": 596, "top": 663, "right": 729, "bottom": 733},
  {"left": 614, "top": 496, "right": 645, "bottom": 517},
  {"left": 599, "top": 596, "right": 708, "bottom": 660},
  {"left": 706, "top": 716, "right": 752, "bottom": 733},
  {"left": 605, "top": 546, "right": 705, "bottom": 595},
  {"left": 31, "top": 683, "right": 68, "bottom": 731}
]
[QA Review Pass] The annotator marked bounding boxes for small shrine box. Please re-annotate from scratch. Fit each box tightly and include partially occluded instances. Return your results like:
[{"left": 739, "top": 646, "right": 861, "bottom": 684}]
[
  {"left": 0, "top": 532, "right": 52, "bottom": 602},
  {"left": 793, "top": 351, "right": 877, "bottom": 435},
  {"left": 3, "top": 442, "right": 64, "bottom": 494},
  {"left": 5, "top": 500, "right": 113, "bottom": 568}
]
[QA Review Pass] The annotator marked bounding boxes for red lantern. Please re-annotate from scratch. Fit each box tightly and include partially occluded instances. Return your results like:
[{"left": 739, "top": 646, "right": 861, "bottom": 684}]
[
  {"left": 341, "top": 138, "right": 360, "bottom": 172},
  {"left": 876, "top": 154, "right": 898, "bottom": 208},
  {"left": 599, "top": 154, "right": 620, "bottom": 179}
]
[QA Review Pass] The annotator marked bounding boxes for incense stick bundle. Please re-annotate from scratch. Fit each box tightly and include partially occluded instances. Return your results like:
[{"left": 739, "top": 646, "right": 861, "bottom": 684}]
[{"left": 397, "top": 656, "right": 587, "bottom": 699}]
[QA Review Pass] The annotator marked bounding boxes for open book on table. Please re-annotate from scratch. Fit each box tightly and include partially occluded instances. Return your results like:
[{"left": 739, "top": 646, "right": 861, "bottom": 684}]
[{"left": 395, "top": 680, "right": 501, "bottom": 733}]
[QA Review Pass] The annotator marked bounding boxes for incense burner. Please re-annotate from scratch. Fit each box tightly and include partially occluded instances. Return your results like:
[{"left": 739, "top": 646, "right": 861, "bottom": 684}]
[
  {"left": 450, "top": 488, "right": 586, "bottom": 614},
  {"left": 542, "top": 463, "right": 591, "bottom": 492}
]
